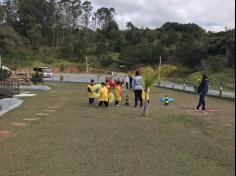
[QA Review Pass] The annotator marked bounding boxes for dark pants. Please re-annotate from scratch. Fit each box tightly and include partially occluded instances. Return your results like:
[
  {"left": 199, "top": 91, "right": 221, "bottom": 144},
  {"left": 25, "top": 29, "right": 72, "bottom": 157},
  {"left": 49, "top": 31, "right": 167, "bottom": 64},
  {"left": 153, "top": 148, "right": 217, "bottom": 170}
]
[
  {"left": 115, "top": 100, "right": 119, "bottom": 105},
  {"left": 89, "top": 98, "right": 94, "bottom": 104},
  {"left": 99, "top": 101, "right": 109, "bottom": 107},
  {"left": 129, "top": 81, "right": 132, "bottom": 89},
  {"left": 196, "top": 94, "right": 206, "bottom": 110},
  {"left": 134, "top": 90, "right": 143, "bottom": 107},
  {"left": 126, "top": 82, "right": 129, "bottom": 89}
]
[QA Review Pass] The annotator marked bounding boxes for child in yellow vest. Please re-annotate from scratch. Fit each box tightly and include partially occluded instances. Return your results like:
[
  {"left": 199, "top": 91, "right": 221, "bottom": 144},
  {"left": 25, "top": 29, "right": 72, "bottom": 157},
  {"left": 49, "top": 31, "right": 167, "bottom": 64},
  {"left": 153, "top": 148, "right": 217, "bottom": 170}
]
[
  {"left": 87, "top": 79, "right": 96, "bottom": 104},
  {"left": 99, "top": 82, "right": 109, "bottom": 107},
  {"left": 114, "top": 81, "right": 122, "bottom": 106},
  {"left": 142, "top": 87, "right": 150, "bottom": 103}
]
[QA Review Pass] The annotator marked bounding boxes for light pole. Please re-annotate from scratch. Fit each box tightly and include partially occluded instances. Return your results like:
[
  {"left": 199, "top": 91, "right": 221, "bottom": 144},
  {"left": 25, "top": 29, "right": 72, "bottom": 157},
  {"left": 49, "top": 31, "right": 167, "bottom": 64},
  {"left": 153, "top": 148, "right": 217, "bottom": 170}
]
[
  {"left": 85, "top": 56, "right": 89, "bottom": 73},
  {"left": 158, "top": 56, "right": 161, "bottom": 84},
  {"left": 0, "top": 54, "right": 2, "bottom": 69}
]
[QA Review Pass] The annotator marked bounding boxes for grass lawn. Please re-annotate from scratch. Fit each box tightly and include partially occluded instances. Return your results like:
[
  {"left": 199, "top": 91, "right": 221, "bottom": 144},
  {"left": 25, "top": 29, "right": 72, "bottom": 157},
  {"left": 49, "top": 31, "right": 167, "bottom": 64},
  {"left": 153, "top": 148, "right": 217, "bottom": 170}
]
[{"left": 0, "top": 81, "right": 235, "bottom": 176}]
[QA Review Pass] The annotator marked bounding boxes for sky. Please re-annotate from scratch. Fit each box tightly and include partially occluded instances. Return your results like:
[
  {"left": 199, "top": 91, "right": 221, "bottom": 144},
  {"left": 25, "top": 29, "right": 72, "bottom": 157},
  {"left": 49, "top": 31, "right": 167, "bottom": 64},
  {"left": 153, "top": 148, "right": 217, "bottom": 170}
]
[{"left": 90, "top": 0, "right": 235, "bottom": 32}]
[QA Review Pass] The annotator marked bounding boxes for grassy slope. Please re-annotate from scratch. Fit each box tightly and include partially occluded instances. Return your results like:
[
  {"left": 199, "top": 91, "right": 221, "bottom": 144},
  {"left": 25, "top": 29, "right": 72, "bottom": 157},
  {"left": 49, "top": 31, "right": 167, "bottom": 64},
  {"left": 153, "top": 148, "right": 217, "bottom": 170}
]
[{"left": 0, "top": 82, "right": 234, "bottom": 176}]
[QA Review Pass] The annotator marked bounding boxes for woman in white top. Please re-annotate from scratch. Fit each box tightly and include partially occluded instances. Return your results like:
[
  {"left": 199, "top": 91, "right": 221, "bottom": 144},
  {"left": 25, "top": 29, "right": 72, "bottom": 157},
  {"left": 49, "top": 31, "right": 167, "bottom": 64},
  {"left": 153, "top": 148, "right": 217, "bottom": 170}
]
[{"left": 132, "top": 71, "right": 144, "bottom": 107}]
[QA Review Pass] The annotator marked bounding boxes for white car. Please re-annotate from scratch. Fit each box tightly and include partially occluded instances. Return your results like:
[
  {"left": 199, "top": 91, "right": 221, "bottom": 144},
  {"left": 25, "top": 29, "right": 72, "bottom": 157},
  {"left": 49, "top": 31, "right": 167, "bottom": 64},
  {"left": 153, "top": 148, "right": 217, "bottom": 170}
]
[
  {"left": 33, "top": 67, "right": 53, "bottom": 78},
  {"left": 41, "top": 67, "right": 53, "bottom": 78}
]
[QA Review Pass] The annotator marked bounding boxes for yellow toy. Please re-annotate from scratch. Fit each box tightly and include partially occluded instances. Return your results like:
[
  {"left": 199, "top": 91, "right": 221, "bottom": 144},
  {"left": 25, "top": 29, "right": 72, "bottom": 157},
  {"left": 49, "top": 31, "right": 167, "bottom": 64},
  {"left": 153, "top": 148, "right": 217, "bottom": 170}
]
[{"left": 142, "top": 87, "right": 150, "bottom": 103}]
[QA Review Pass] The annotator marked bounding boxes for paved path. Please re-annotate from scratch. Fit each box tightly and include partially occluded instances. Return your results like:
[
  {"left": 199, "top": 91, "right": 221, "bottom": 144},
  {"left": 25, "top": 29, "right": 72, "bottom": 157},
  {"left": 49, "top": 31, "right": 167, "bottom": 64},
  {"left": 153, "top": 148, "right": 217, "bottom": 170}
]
[
  {"left": 45, "top": 73, "right": 126, "bottom": 83},
  {"left": 158, "top": 81, "right": 235, "bottom": 99},
  {"left": 44, "top": 73, "right": 235, "bottom": 100},
  {"left": 0, "top": 98, "right": 23, "bottom": 117}
]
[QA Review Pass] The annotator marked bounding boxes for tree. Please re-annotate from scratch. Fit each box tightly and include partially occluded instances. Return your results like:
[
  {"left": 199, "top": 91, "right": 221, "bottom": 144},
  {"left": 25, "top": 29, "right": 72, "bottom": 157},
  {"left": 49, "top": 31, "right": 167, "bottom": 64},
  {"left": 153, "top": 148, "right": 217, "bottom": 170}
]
[
  {"left": 142, "top": 65, "right": 176, "bottom": 116},
  {"left": 93, "top": 7, "right": 115, "bottom": 31},
  {"left": 158, "top": 64, "right": 177, "bottom": 83},
  {"left": 81, "top": 0, "right": 93, "bottom": 29},
  {"left": 29, "top": 24, "right": 42, "bottom": 50},
  {"left": 73, "top": 39, "right": 86, "bottom": 61},
  {"left": 142, "top": 67, "right": 158, "bottom": 116},
  {"left": 126, "top": 22, "right": 135, "bottom": 30},
  {"left": 0, "top": 2, "right": 6, "bottom": 24},
  {"left": 58, "top": 0, "right": 82, "bottom": 29}
]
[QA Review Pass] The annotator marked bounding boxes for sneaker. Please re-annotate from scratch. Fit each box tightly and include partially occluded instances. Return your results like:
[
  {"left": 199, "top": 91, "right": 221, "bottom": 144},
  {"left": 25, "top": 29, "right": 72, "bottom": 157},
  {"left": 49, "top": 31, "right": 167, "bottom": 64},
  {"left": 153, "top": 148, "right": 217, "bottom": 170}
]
[
  {"left": 193, "top": 108, "right": 199, "bottom": 111},
  {"left": 115, "top": 105, "right": 120, "bottom": 107}
]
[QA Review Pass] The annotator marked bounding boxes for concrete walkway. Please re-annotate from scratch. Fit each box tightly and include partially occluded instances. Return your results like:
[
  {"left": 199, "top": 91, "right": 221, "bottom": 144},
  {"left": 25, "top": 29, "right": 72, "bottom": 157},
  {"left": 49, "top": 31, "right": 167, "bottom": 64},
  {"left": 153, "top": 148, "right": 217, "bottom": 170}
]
[
  {"left": 0, "top": 98, "right": 23, "bottom": 117},
  {"left": 45, "top": 73, "right": 126, "bottom": 83},
  {"left": 45, "top": 73, "right": 235, "bottom": 99},
  {"left": 157, "top": 81, "right": 235, "bottom": 100}
]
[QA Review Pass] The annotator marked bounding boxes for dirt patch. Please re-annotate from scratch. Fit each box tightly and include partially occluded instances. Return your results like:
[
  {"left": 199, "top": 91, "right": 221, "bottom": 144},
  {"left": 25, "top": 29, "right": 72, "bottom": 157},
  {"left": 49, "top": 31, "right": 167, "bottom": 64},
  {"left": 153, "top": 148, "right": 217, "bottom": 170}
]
[
  {"left": 23, "top": 118, "right": 41, "bottom": 122},
  {"left": 36, "top": 113, "right": 49, "bottom": 116},
  {"left": 53, "top": 105, "right": 63, "bottom": 108},
  {"left": 44, "top": 110, "right": 56, "bottom": 113},
  {"left": 12, "top": 122, "right": 29, "bottom": 128},
  {"left": 186, "top": 110, "right": 208, "bottom": 115},
  {"left": 15, "top": 67, "right": 32, "bottom": 73},
  {"left": 0, "top": 131, "right": 13, "bottom": 138},
  {"left": 48, "top": 107, "right": 60, "bottom": 109}
]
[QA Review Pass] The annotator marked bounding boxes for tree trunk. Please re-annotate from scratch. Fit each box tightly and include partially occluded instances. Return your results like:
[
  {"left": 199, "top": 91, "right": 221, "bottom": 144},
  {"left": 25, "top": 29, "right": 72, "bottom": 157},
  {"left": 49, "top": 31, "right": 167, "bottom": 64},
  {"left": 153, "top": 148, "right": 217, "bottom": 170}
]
[
  {"left": 56, "top": 29, "right": 58, "bottom": 47},
  {"left": 143, "top": 88, "right": 148, "bottom": 116},
  {"left": 52, "top": 27, "right": 55, "bottom": 47}
]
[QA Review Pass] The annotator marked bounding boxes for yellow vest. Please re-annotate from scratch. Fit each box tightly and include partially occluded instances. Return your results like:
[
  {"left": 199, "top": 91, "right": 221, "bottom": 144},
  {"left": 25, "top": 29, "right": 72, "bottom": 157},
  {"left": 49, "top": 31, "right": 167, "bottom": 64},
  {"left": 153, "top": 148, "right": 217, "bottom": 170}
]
[
  {"left": 99, "top": 87, "right": 109, "bottom": 101},
  {"left": 114, "top": 85, "right": 122, "bottom": 101},
  {"left": 88, "top": 84, "right": 96, "bottom": 98}
]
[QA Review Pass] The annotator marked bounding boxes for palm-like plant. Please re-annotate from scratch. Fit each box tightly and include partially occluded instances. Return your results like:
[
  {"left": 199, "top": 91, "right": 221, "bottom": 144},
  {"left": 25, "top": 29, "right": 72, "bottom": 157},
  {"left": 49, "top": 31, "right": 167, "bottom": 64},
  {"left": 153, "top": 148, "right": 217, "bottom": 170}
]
[
  {"left": 143, "top": 67, "right": 158, "bottom": 116},
  {"left": 143, "top": 65, "right": 177, "bottom": 116}
]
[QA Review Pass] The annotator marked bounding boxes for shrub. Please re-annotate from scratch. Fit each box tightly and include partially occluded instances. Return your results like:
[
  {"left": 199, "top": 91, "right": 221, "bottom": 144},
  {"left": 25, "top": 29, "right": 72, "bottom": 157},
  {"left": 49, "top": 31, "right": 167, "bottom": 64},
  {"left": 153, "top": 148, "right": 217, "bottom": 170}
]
[{"left": 188, "top": 72, "right": 202, "bottom": 91}]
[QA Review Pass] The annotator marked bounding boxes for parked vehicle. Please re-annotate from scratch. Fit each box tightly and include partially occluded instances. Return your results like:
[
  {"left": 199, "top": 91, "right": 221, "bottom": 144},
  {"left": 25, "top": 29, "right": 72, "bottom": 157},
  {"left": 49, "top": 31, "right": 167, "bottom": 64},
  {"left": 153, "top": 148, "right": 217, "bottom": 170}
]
[{"left": 33, "top": 67, "right": 53, "bottom": 78}]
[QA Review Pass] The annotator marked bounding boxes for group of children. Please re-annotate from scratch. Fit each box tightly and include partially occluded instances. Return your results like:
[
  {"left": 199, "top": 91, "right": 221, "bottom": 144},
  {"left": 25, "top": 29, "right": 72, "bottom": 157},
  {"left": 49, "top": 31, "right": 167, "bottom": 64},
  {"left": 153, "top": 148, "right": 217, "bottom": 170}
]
[
  {"left": 87, "top": 78, "right": 124, "bottom": 107},
  {"left": 87, "top": 78, "right": 151, "bottom": 107}
]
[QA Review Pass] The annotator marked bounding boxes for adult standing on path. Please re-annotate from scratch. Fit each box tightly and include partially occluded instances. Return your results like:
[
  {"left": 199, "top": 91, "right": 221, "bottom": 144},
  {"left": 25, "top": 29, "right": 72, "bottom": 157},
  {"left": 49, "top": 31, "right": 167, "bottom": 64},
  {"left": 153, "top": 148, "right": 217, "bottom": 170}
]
[
  {"left": 132, "top": 71, "right": 145, "bottom": 108},
  {"left": 194, "top": 74, "right": 209, "bottom": 111},
  {"left": 129, "top": 75, "right": 133, "bottom": 90},
  {"left": 125, "top": 75, "right": 129, "bottom": 89}
]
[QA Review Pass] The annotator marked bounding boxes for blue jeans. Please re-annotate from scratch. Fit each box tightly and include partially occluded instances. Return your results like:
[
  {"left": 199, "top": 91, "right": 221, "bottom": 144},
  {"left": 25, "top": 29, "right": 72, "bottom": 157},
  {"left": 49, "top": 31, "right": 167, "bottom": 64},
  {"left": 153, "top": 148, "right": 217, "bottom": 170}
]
[{"left": 196, "top": 94, "right": 205, "bottom": 110}]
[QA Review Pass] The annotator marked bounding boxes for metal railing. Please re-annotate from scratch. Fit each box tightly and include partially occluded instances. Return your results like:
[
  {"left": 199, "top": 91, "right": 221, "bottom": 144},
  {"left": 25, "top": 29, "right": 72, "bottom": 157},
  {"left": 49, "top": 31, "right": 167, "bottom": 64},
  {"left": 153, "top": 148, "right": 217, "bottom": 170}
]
[
  {"left": 156, "top": 81, "right": 235, "bottom": 101},
  {"left": 0, "top": 77, "right": 20, "bottom": 97}
]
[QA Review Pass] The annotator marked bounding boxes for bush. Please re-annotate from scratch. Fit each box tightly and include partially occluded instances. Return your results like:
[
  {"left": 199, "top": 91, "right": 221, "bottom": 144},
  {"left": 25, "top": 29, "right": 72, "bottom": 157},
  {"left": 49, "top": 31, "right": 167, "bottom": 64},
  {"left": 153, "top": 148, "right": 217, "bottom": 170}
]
[
  {"left": 101, "top": 55, "right": 113, "bottom": 67},
  {"left": 41, "top": 57, "right": 55, "bottom": 65},
  {"left": 187, "top": 72, "right": 202, "bottom": 91},
  {"left": 201, "top": 55, "right": 227, "bottom": 73}
]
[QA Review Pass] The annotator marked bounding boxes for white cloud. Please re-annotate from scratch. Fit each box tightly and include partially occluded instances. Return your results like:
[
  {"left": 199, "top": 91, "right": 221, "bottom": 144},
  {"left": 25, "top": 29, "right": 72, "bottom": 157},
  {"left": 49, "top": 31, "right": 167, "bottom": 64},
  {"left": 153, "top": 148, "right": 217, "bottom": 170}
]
[{"left": 89, "top": 0, "right": 235, "bottom": 32}]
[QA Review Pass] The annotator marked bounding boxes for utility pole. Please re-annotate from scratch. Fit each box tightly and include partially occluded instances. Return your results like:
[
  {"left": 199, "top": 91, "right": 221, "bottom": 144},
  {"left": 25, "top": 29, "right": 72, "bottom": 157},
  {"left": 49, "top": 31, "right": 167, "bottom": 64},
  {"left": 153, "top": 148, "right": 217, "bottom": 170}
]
[
  {"left": 85, "top": 56, "right": 88, "bottom": 73},
  {"left": 0, "top": 54, "right": 2, "bottom": 69},
  {"left": 159, "top": 56, "right": 162, "bottom": 70},
  {"left": 158, "top": 56, "right": 161, "bottom": 84}
]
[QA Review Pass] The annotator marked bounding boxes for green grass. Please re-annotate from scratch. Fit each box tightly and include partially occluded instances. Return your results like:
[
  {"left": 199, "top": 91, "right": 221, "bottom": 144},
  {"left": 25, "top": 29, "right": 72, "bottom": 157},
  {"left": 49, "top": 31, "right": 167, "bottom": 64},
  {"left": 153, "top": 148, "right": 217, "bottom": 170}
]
[{"left": 0, "top": 82, "right": 234, "bottom": 176}]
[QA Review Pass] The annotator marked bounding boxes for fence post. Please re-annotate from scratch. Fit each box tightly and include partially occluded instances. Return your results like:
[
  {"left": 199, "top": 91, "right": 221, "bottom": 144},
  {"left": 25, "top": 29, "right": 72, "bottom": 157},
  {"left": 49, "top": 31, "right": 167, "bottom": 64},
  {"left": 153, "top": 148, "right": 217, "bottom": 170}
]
[
  {"left": 219, "top": 81, "right": 223, "bottom": 96},
  {"left": 11, "top": 80, "right": 13, "bottom": 96},
  {"left": 17, "top": 81, "right": 20, "bottom": 94}
]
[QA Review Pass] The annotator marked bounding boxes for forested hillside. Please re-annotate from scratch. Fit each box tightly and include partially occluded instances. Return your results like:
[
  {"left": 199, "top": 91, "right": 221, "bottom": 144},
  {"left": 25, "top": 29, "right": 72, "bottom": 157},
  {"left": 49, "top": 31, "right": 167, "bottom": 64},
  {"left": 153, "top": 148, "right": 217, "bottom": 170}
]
[{"left": 0, "top": 0, "right": 235, "bottom": 74}]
